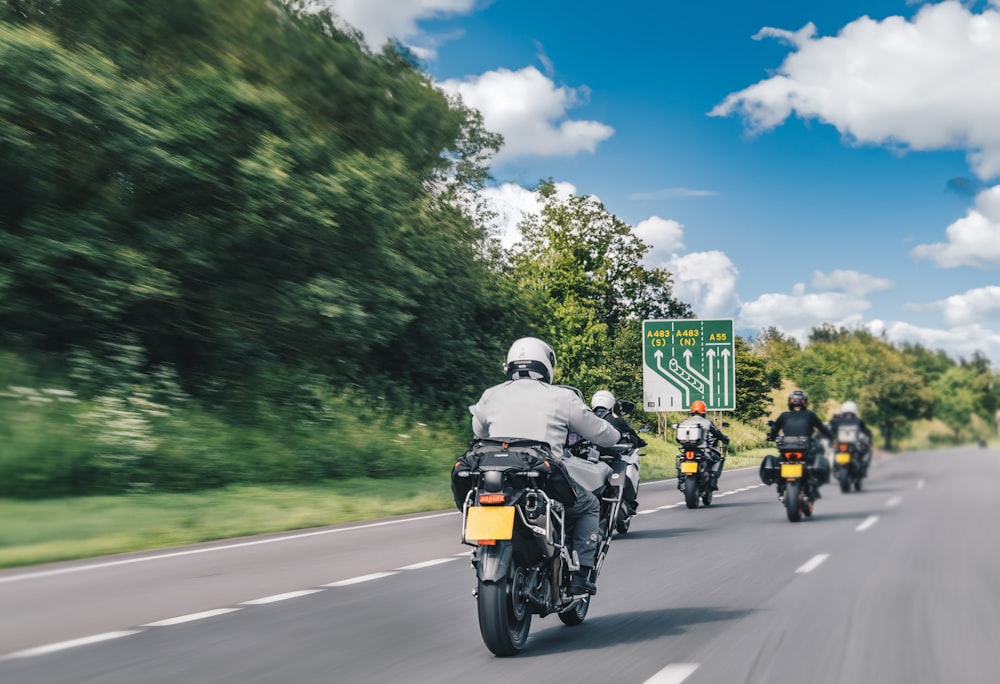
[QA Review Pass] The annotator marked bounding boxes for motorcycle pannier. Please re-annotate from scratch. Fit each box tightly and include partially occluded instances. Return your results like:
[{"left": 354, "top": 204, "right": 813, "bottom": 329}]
[
  {"left": 759, "top": 454, "right": 780, "bottom": 485},
  {"left": 837, "top": 425, "right": 860, "bottom": 444},
  {"left": 675, "top": 423, "right": 704, "bottom": 445},
  {"left": 451, "top": 439, "right": 574, "bottom": 509}
]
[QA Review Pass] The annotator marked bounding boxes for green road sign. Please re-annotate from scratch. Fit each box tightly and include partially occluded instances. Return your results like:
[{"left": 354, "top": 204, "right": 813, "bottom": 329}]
[{"left": 642, "top": 319, "right": 735, "bottom": 412}]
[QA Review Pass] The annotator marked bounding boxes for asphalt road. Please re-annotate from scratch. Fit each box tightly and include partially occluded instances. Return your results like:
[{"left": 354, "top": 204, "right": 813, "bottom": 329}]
[{"left": 1, "top": 446, "right": 998, "bottom": 683}]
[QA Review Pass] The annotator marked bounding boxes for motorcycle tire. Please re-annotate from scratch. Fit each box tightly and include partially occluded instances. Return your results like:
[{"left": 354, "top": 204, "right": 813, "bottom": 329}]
[
  {"left": 854, "top": 477, "right": 863, "bottom": 492},
  {"left": 701, "top": 486, "right": 713, "bottom": 507},
  {"left": 558, "top": 596, "right": 590, "bottom": 626},
  {"left": 785, "top": 480, "right": 803, "bottom": 522},
  {"left": 684, "top": 476, "right": 700, "bottom": 509},
  {"left": 477, "top": 562, "right": 532, "bottom": 656},
  {"left": 615, "top": 509, "right": 631, "bottom": 535},
  {"left": 838, "top": 469, "right": 851, "bottom": 494}
]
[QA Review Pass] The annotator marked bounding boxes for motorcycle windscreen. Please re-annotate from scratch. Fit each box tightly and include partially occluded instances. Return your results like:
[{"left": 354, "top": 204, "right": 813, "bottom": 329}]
[{"left": 464, "top": 506, "right": 516, "bottom": 542}]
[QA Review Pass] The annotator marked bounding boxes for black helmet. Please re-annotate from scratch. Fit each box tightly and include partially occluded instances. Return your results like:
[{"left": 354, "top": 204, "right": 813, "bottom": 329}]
[{"left": 788, "top": 390, "right": 808, "bottom": 410}]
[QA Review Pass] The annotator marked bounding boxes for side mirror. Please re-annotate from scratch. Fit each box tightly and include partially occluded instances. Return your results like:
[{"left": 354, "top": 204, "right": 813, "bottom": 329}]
[
  {"left": 721, "top": 422, "right": 730, "bottom": 428},
  {"left": 614, "top": 399, "right": 636, "bottom": 416},
  {"left": 766, "top": 420, "right": 775, "bottom": 427}
]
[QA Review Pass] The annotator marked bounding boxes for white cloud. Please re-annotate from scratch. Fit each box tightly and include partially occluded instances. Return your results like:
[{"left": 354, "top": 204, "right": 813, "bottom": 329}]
[
  {"left": 634, "top": 216, "right": 685, "bottom": 263},
  {"left": 923, "top": 285, "right": 1000, "bottom": 326},
  {"left": 437, "top": 66, "right": 615, "bottom": 162},
  {"left": 478, "top": 181, "right": 577, "bottom": 247},
  {"left": 667, "top": 251, "right": 741, "bottom": 319},
  {"left": 811, "top": 269, "right": 893, "bottom": 297},
  {"left": 869, "top": 319, "right": 1000, "bottom": 363},
  {"left": 710, "top": 2, "right": 1000, "bottom": 178},
  {"left": 291, "top": 0, "right": 477, "bottom": 55},
  {"left": 628, "top": 187, "right": 717, "bottom": 200},
  {"left": 911, "top": 185, "right": 1000, "bottom": 269},
  {"left": 737, "top": 291, "right": 871, "bottom": 342}
]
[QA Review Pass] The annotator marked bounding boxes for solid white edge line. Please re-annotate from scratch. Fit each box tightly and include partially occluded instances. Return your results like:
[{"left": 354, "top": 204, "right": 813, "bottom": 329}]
[
  {"left": 240, "top": 589, "right": 323, "bottom": 605},
  {"left": 796, "top": 553, "right": 830, "bottom": 574},
  {"left": 643, "top": 663, "right": 700, "bottom": 684},
  {"left": 1, "top": 631, "right": 141, "bottom": 660},
  {"left": 323, "top": 571, "right": 398, "bottom": 587},
  {"left": 143, "top": 608, "right": 240, "bottom": 627},
  {"left": 856, "top": 515, "right": 879, "bottom": 532},
  {"left": 397, "top": 557, "right": 458, "bottom": 570},
  {"left": 0, "top": 512, "right": 460, "bottom": 585}
]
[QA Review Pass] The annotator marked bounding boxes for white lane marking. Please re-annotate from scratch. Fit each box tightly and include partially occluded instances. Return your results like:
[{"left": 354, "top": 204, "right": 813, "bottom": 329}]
[
  {"left": 644, "top": 663, "right": 700, "bottom": 683},
  {"left": 0, "top": 511, "right": 460, "bottom": 585},
  {"left": 240, "top": 589, "right": 322, "bottom": 605},
  {"left": 657, "top": 504, "right": 681, "bottom": 511},
  {"left": 143, "top": 608, "right": 240, "bottom": 627},
  {"left": 323, "top": 571, "right": 398, "bottom": 587},
  {"left": 917, "top": 480, "right": 925, "bottom": 490},
  {"left": 886, "top": 496, "right": 902, "bottom": 508},
  {"left": 397, "top": 557, "right": 457, "bottom": 570},
  {"left": 856, "top": 516, "right": 879, "bottom": 532},
  {"left": 796, "top": 554, "right": 830, "bottom": 574},
  {"left": 0, "top": 631, "right": 141, "bottom": 661}
]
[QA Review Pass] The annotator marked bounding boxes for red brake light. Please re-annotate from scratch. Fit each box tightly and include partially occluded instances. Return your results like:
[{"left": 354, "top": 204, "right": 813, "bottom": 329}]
[
  {"left": 839, "top": 443, "right": 849, "bottom": 452},
  {"left": 685, "top": 451, "right": 695, "bottom": 460},
  {"left": 478, "top": 493, "right": 506, "bottom": 505}
]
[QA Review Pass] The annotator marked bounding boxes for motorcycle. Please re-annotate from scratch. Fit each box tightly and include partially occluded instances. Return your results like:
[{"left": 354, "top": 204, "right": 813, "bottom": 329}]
[
  {"left": 760, "top": 433, "right": 822, "bottom": 522},
  {"left": 832, "top": 423, "right": 870, "bottom": 493},
  {"left": 453, "top": 432, "right": 629, "bottom": 656},
  {"left": 673, "top": 421, "right": 729, "bottom": 508}
]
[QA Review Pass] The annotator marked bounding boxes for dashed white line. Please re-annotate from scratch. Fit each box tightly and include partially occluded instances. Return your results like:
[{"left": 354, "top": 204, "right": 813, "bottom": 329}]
[
  {"left": 240, "top": 589, "right": 323, "bottom": 605},
  {"left": 397, "top": 558, "right": 458, "bottom": 570},
  {"left": 0, "top": 631, "right": 141, "bottom": 660},
  {"left": 886, "top": 496, "right": 902, "bottom": 508},
  {"left": 856, "top": 515, "right": 879, "bottom": 532},
  {"left": 143, "top": 608, "right": 240, "bottom": 627},
  {"left": 796, "top": 553, "right": 830, "bottom": 574},
  {"left": 917, "top": 480, "right": 925, "bottom": 490},
  {"left": 323, "top": 571, "right": 398, "bottom": 587},
  {"left": 644, "top": 663, "right": 700, "bottom": 683}
]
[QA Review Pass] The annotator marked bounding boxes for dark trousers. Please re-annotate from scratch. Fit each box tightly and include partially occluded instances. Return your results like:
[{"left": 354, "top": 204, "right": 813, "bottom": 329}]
[{"left": 564, "top": 479, "right": 600, "bottom": 567}]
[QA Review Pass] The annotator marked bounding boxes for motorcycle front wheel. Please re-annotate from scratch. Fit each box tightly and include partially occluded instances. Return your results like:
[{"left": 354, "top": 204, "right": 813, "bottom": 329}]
[
  {"left": 785, "top": 480, "right": 802, "bottom": 522},
  {"left": 477, "top": 562, "right": 532, "bottom": 656},
  {"left": 684, "top": 476, "right": 700, "bottom": 509},
  {"left": 558, "top": 596, "right": 590, "bottom": 626}
]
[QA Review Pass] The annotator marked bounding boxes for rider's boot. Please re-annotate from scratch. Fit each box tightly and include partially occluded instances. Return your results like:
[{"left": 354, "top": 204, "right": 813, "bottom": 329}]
[{"left": 568, "top": 567, "right": 597, "bottom": 596}]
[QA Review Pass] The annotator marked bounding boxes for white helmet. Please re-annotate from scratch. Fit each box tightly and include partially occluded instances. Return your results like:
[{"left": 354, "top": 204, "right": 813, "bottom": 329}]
[
  {"left": 840, "top": 400, "right": 859, "bottom": 415},
  {"left": 591, "top": 390, "right": 616, "bottom": 411},
  {"left": 504, "top": 337, "right": 556, "bottom": 383}
]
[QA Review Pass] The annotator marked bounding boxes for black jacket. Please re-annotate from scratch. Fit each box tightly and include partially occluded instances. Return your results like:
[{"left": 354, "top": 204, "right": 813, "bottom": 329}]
[
  {"left": 768, "top": 408, "right": 833, "bottom": 441},
  {"left": 829, "top": 413, "right": 873, "bottom": 441}
]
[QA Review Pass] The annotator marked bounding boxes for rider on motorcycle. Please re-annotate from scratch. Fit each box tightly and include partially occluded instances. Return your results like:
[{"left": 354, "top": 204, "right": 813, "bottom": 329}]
[
  {"left": 469, "top": 337, "right": 621, "bottom": 596},
  {"left": 590, "top": 390, "right": 647, "bottom": 448},
  {"left": 829, "top": 400, "right": 874, "bottom": 476},
  {"left": 677, "top": 400, "right": 729, "bottom": 490},
  {"left": 767, "top": 390, "right": 833, "bottom": 497}
]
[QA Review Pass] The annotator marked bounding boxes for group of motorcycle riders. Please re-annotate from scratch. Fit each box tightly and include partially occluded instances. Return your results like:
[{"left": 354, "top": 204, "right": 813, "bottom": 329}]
[{"left": 465, "top": 336, "right": 874, "bottom": 597}]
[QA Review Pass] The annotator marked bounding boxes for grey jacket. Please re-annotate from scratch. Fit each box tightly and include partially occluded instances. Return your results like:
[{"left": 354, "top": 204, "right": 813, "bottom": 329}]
[{"left": 471, "top": 379, "right": 621, "bottom": 456}]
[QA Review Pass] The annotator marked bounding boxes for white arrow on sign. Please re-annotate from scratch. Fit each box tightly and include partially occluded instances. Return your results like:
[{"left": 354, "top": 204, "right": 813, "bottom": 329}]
[
  {"left": 721, "top": 348, "right": 731, "bottom": 406},
  {"left": 655, "top": 349, "right": 690, "bottom": 405},
  {"left": 684, "top": 348, "right": 713, "bottom": 405}
]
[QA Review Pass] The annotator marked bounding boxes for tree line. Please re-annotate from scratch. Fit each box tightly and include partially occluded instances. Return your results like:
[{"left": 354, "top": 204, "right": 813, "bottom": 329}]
[{"left": 0, "top": 0, "right": 995, "bottom": 497}]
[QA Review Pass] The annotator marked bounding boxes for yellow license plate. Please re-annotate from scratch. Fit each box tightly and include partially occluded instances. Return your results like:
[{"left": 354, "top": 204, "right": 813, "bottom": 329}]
[
  {"left": 464, "top": 506, "right": 515, "bottom": 542},
  {"left": 836, "top": 453, "right": 851, "bottom": 465},
  {"left": 781, "top": 463, "right": 803, "bottom": 478},
  {"left": 680, "top": 461, "right": 699, "bottom": 474}
]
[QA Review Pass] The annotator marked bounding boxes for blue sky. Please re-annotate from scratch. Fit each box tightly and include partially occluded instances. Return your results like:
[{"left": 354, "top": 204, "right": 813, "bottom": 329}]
[{"left": 307, "top": 0, "right": 1000, "bottom": 363}]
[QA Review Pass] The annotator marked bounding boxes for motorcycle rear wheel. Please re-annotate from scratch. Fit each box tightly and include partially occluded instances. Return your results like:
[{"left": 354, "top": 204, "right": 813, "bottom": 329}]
[
  {"left": 477, "top": 564, "right": 532, "bottom": 656},
  {"left": 558, "top": 596, "right": 590, "bottom": 626},
  {"left": 854, "top": 477, "right": 863, "bottom": 492},
  {"left": 838, "top": 469, "right": 851, "bottom": 494},
  {"left": 701, "top": 486, "right": 713, "bottom": 506},
  {"left": 684, "top": 476, "right": 700, "bottom": 509},
  {"left": 785, "top": 480, "right": 802, "bottom": 522}
]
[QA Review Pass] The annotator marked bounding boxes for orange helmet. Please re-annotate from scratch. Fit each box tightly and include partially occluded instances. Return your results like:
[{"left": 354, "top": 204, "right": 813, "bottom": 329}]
[{"left": 690, "top": 400, "right": 707, "bottom": 415}]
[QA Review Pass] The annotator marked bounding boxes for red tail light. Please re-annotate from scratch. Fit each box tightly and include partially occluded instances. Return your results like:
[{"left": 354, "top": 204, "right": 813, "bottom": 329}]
[
  {"left": 839, "top": 443, "right": 849, "bottom": 452},
  {"left": 478, "top": 493, "right": 506, "bottom": 505},
  {"left": 788, "top": 452, "right": 803, "bottom": 460},
  {"left": 685, "top": 451, "right": 695, "bottom": 460}
]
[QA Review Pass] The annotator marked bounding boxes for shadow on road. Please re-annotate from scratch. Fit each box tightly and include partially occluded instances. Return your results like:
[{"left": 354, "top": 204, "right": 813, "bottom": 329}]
[
  {"left": 518, "top": 606, "right": 754, "bottom": 656},
  {"left": 613, "top": 526, "right": 700, "bottom": 541}
]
